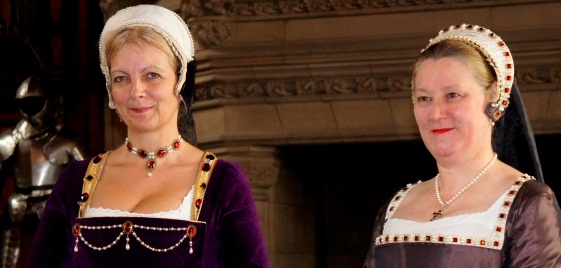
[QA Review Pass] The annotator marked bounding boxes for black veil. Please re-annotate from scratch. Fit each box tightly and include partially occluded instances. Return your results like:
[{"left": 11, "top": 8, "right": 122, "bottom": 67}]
[
  {"left": 492, "top": 79, "right": 544, "bottom": 182},
  {"left": 178, "top": 60, "right": 198, "bottom": 146}
]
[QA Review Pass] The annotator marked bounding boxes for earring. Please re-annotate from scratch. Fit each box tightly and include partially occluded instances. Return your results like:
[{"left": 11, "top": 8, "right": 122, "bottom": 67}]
[{"left": 490, "top": 119, "right": 495, "bottom": 126}]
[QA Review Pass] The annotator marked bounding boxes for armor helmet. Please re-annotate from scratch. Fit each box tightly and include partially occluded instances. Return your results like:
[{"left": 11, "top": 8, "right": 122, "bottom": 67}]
[{"left": 15, "top": 76, "right": 56, "bottom": 129}]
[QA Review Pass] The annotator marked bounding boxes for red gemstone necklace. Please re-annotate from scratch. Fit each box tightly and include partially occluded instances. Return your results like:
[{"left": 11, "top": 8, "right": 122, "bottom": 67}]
[{"left": 125, "top": 135, "right": 183, "bottom": 177}]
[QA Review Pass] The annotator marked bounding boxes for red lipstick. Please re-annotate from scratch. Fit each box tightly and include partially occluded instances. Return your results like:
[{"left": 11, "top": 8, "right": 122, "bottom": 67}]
[{"left": 432, "top": 128, "right": 452, "bottom": 134}]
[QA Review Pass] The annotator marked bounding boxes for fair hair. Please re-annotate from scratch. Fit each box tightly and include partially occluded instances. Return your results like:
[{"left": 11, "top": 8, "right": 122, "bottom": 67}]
[
  {"left": 411, "top": 39, "right": 497, "bottom": 101},
  {"left": 104, "top": 26, "right": 180, "bottom": 79}
]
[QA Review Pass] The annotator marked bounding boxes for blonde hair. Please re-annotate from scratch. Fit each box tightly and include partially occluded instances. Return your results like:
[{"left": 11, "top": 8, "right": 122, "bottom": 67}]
[
  {"left": 104, "top": 26, "right": 180, "bottom": 81},
  {"left": 411, "top": 39, "right": 496, "bottom": 100}
]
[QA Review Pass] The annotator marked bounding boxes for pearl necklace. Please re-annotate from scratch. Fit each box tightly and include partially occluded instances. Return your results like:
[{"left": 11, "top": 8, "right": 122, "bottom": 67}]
[
  {"left": 125, "top": 135, "right": 182, "bottom": 177},
  {"left": 431, "top": 153, "right": 498, "bottom": 221}
]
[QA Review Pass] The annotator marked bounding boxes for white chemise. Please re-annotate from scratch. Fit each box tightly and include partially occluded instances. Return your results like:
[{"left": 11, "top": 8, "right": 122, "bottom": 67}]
[
  {"left": 83, "top": 185, "right": 194, "bottom": 221},
  {"left": 383, "top": 188, "right": 508, "bottom": 238}
]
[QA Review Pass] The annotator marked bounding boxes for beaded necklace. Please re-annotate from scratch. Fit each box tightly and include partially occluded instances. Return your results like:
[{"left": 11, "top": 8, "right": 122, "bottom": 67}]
[
  {"left": 431, "top": 153, "right": 498, "bottom": 221},
  {"left": 125, "top": 135, "right": 183, "bottom": 177},
  {"left": 72, "top": 221, "right": 197, "bottom": 254}
]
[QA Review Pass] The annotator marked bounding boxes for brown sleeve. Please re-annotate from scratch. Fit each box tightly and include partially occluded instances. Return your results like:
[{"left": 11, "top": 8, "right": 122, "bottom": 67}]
[
  {"left": 363, "top": 198, "right": 392, "bottom": 268},
  {"left": 506, "top": 181, "right": 561, "bottom": 267}
]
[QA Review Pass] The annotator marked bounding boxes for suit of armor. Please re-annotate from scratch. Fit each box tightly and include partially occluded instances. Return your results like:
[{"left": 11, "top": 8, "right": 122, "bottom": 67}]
[{"left": 0, "top": 76, "right": 85, "bottom": 267}]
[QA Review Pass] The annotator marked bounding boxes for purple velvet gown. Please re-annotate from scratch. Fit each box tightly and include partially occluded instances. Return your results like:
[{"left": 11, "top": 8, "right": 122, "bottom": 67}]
[
  {"left": 363, "top": 177, "right": 561, "bottom": 267},
  {"left": 25, "top": 152, "right": 270, "bottom": 267}
]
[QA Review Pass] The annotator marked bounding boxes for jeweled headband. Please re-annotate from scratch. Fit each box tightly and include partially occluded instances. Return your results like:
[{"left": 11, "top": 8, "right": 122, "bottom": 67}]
[
  {"left": 421, "top": 23, "right": 514, "bottom": 121},
  {"left": 99, "top": 5, "right": 195, "bottom": 109}
]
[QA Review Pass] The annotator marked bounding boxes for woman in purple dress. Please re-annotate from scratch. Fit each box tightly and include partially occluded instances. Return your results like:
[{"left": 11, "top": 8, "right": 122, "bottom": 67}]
[
  {"left": 364, "top": 24, "right": 561, "bottom": 267},
  {"left": 26, "top": 5, "right": 269, "bottom": 267}
]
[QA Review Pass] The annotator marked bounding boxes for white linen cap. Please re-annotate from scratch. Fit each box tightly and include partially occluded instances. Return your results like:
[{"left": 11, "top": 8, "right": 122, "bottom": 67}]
[{"left": 99, "top": 4, "right": 195, "bottom": 109}]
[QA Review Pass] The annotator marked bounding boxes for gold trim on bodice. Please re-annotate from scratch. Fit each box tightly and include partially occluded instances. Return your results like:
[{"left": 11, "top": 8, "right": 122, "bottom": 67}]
[
  {"left": 78, "top": 151, "right": 218, "bottom": 221},
  {"left": 73, "top": 151, "right": 218, "bottom": 254},
  {"left": 78, "top": 152, "right": 110, "bottom": 218},
  {"left": 191, "top": 152, "right": 217, "bottom": 221}
]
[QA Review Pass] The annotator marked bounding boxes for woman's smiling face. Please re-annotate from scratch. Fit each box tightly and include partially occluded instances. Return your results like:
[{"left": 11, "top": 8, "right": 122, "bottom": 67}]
[
  {"left": 412, "top": 57, "right": 493, "bottom": 163},
  {"left": 109, "top": 41, "right": 179, "bottom": 133}
]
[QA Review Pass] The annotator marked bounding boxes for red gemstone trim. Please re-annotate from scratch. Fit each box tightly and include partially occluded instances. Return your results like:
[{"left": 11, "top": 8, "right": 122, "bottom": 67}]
[
  {"left": 157, "top": 150, "right": 167, "bottom": 158},
  {"left": 201, "top": 163, "right": 211, "bottom": 171},
  {"left": 147, "top": 160, "right": 156, "bottom": 170},
  {"left": 124, "top": 135, "right": 183, "bottom": 175},
  {"left": 187, "top": 225, "right": 197, "bottom": 238},
  {"left": 374, "top": 175, "right": 535, "bottom": 250},
  {"left": 73, "top": 224, "right": 81, "bottom": 236},
  {"left": 123, "top": 221, "right": 133, "bottom": 234},
  {"left": 138, "top": 150, "right": 148, "bottom": 158}
]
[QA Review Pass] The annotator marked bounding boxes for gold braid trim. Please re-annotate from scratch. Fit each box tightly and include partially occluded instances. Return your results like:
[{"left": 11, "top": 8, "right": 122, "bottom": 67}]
[
  {"left": 77, "top": 151, "right": 216, "bottom": 221},
  {"left": 78, "top": 151, "right": 111, "bottom": 218},
  {"left": 190, "top": 152, "right": 218, "bottom": 221}
]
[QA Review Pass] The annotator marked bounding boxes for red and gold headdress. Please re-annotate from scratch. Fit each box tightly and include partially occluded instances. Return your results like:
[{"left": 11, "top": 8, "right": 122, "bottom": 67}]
[{"left": 422, "top": 23, "right": 514, "bottom": 121}]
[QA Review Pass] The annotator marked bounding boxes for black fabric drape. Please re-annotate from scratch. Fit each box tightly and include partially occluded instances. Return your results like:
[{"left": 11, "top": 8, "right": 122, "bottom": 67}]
[
  {"left": 492, "top": 79, "right": 544, "bottom": 182},
  {"left": 179, "top": 59, "right": 197, "bottom": 146}
]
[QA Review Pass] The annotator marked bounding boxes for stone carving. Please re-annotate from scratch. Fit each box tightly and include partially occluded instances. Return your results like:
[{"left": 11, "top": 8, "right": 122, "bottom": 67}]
[
  {"left": 195, "top": 74, "right": 410, "bottom": 100},
  {"left": 193, "top": 64, "right": 560, "bottom": 100},
  {"left": 234, "top": 0, "right": 517, "bottom": 17},
  {"left": 516, "top": 67, "right": 557, "bottom": 85},
  {"left": 180, "top": 0, "right": 235, "bottom": 47},
  {"left": 187, "top": 19, "right": 234, "bottom": 47}
]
